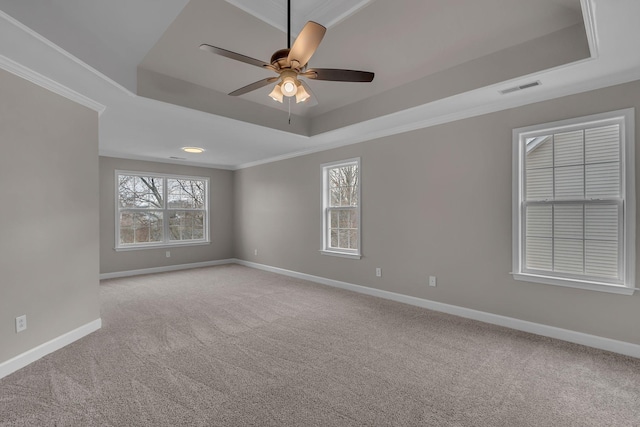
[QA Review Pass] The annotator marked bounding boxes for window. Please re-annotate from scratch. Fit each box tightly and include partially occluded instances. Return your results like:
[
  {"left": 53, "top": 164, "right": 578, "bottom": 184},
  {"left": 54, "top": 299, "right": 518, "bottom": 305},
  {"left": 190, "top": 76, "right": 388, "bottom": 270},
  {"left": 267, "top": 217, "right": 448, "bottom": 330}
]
[
  {"left": 116, "top": 171, "right": 209, "bottom": 250},
  {"left": 321, "top": 158, "right": 361, "bottom": 259},
  {"left": 512, "top": 109, "right": 635, "bottom": 294}
]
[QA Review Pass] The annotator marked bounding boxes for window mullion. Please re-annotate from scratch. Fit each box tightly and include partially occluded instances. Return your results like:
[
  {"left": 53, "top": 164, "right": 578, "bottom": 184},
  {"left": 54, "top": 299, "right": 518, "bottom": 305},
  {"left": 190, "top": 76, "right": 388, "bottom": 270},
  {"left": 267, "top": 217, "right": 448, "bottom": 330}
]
[
  {"left": 551, "top": 134, "right": 555, "bottom": 273},
  {"left": 163, "top": 177, "right": 168, "bottom": 244},
  {"left": 582, "top": 130, "right": 586, "bottom": 275}
]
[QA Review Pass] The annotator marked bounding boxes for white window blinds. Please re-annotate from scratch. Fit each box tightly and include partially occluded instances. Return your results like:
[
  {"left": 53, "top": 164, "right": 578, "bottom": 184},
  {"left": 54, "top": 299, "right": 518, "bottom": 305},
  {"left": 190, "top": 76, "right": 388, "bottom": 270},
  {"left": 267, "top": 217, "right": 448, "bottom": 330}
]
[
  {"left": 513, "top": 109, "right": 635, "bottom": 294},
  {"left": 524, "top": 124, "right": 621, "bottom": 281}
]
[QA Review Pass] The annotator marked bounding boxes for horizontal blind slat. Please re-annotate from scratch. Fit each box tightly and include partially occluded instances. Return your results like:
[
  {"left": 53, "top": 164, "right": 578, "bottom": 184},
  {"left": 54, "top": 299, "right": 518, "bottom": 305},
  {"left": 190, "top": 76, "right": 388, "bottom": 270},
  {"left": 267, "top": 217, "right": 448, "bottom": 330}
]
[
  {"left": 526, "top": 169, "right": 553, "bottom": 199},
  {"left": 554, "top": 238, "right": 584, "bottom": 274},
  {"left": 526, "top": 237, "right": 552, "bottom": 271},
  {"left": 586, "top": 162, "right": 620, "bottom": 198},
  {"left": 526, "top": 205, "right": 552, "bottom": 237},
  {"left": 585, "top": 125, "right": 620, "bottom": 164},
  {"left": 554, "top": 204, "right": 583, "bottom": 239},
  {"left": 555, "top": 165, "right": 584, "bottom": 198},
  {"left": 585, "top": 204, "right": 618, "bottom": 241},
  {"left": 585, "top": 241, "right": 618, "bottom": 278},
  {"left": 554, "top": 130, "right": 584, "bottom": 167}
]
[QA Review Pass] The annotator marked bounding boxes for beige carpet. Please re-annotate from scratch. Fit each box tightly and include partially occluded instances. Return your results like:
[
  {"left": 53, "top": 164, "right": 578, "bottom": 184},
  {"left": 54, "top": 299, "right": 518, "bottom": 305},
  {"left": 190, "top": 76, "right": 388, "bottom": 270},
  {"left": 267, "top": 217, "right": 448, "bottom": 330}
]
[{"left": 1, "top": 264, "right": 639, "bottom": 426}]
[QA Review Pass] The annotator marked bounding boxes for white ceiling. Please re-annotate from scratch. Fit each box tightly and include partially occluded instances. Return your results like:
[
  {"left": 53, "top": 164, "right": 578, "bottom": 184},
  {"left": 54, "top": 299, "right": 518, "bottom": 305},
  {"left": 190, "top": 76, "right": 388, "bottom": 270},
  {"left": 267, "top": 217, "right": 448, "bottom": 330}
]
[
  {"left": 225, "top": 0, "right": 373, "bottom": 36},
  {"left": 0, "top": 0, "right": 190, "bottom": 93},
  {"left": 0, "top": 0, "right": 640, "bottom": 169}
]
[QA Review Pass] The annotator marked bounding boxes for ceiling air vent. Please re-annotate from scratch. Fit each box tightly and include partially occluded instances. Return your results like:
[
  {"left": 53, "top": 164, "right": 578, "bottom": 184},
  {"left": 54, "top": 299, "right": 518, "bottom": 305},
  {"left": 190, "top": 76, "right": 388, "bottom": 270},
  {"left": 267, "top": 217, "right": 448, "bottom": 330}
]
[
  {"left": 169, "top": 156, "right": 186, "bottom": 160},
  {"left": 499, "top": 80, "right": 541, "bottom": 95}
]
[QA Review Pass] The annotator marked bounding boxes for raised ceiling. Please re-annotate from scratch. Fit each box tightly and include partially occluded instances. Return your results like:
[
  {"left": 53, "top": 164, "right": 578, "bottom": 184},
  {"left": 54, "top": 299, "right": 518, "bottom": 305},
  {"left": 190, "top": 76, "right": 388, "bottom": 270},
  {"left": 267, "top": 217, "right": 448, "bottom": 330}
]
[
  {"left": 138, "top": 0, "right": 586, "bottom": 121},
  {"left": 1, "top": 0, "right": 640, "bottom": 168}
]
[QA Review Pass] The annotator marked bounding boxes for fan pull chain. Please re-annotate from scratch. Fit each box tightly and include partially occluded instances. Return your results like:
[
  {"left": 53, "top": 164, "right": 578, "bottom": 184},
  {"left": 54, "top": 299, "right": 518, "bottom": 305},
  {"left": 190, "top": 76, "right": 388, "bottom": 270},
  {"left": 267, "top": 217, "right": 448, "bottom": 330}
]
[{"left": 288, "top": 97, "right": 291, "bottom": 125}]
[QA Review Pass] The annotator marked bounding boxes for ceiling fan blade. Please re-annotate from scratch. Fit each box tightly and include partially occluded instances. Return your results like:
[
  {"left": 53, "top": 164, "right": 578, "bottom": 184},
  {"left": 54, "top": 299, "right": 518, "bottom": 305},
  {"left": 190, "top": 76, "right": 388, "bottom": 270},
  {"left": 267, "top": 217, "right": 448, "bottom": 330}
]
[
  {"left": 287, "top": 21, "right": 326, "bottom": 68},
  {"left": 229, "top": 77, "right": 279, "bottom": 96},
  {"left": 303, "top": 68, "right": 374, "bottom": 82},
  {"left": 200, "top": 44, "right": 272, "bottom": 69}
]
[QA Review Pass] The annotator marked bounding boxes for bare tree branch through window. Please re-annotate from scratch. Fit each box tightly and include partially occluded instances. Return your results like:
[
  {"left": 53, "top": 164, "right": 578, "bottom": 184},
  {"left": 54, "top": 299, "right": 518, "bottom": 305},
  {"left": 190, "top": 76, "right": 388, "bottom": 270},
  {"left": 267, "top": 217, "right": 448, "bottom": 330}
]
[{"left": 117, "top": 173, "right": 208, "bottom": 247}]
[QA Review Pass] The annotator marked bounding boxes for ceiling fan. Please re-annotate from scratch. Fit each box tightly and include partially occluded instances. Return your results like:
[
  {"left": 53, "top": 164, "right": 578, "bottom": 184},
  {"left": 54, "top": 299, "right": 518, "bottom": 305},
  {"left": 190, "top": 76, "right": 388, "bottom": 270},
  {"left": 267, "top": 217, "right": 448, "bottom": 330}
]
[{"left": 199, "top": 0, "right": 374, "bottom": 105}]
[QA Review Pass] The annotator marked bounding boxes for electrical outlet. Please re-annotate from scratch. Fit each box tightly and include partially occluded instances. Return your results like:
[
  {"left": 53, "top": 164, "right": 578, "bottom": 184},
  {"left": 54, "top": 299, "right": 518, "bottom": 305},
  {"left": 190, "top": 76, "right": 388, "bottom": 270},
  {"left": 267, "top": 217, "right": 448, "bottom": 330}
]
[
  {"left": 429, "top": 276, "right": 437, "bottom": 287},
  {"left": 16, "top": 315, "right": 27, "bottom": 333},
  {"left": 254, "top": 249, "right": 258, "bottom": 256},
  {"left": 166, "top": 251, "right": 171, "bottom": 258},
  {"left": 376, "top": 268, "right": 382, "bottom": 277}
]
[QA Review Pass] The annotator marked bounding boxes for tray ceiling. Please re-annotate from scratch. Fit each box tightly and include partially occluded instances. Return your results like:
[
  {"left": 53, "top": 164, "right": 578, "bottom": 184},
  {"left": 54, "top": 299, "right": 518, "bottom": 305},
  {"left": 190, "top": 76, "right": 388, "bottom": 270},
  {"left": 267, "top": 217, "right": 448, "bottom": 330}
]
[
  {"left": 1, "top": 0, "right": 640, "bottom": 168},
  {"left": 138, "top": 0, "right": 587, "bottom": 124}
]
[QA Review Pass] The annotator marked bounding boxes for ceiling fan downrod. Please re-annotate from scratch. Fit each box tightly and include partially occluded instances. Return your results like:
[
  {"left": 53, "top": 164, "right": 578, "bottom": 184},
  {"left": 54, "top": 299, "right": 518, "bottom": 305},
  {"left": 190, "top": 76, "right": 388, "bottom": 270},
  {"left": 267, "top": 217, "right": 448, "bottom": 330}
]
[{"left": 287, "top": 0, "right": 291, "bottom": 49}]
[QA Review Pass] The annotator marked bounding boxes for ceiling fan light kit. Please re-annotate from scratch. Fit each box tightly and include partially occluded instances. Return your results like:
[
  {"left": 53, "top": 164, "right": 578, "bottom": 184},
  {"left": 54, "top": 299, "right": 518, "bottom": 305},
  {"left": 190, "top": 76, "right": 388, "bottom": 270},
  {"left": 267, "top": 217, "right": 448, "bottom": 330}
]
[
  {"left": 295, "top": 81, "right": 311, "bottom": 103},
  {"left": 280, "top": 71, "right": 298, "bottom": 97},
  {"left": 199, "top": 0, "right": 374, "bottom": 107},
  {"left": 269, "top": 84, "right": 284, "bottom": 102}
]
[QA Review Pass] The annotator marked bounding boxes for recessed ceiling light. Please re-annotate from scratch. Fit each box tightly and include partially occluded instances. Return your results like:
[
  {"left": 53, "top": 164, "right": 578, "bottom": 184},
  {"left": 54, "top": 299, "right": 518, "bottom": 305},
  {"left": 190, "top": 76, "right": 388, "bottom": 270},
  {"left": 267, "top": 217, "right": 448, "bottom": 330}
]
[{"left": 182, "top": 147, "right": 205, "bottom": 154}]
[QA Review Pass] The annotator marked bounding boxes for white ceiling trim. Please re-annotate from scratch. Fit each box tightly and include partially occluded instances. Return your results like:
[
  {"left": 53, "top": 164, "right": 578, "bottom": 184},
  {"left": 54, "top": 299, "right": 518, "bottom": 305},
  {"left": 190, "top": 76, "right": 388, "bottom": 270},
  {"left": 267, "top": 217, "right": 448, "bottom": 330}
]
[
  {"left": 232, "top": 70, "right": 640, "bottom": 170},
  {"left": 580, "top": 0, "right": 599, "bottom": 58},
  {"left": 98, "top": 149, "right": 237, "bottom": 170},
  {"left": 0, "top": 52, "right": 106, "bottom": 114},
  {"left": 234, "top": 66, "right": 640, "bottom": 170},
  {"left": 0, "top": 10, "right": 134, "bottom": 98}
]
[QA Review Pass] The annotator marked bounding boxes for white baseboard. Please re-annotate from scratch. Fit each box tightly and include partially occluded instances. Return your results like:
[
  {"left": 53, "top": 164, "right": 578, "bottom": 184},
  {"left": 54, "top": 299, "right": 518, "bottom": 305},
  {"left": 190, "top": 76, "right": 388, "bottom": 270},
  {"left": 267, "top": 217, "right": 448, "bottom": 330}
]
[
  {"left": 6, "top": 261, "right": 635, "bottom": 381},
  {"left": 235, "top": 260, "right": 640, "bottom": 359},
  {"left": 100, "top": 259, "right": 236, "bottom": 280},
  {"left": 0, "top": 318, "right": 102, "bottom": 380}
]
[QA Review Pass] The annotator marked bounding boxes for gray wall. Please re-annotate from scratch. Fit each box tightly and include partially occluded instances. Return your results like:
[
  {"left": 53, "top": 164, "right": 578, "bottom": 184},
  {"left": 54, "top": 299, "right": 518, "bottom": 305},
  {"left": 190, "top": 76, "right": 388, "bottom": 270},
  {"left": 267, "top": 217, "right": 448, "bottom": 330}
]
[
  {"left": 99, "top": 157, "right": 234, "bottom": 274},
  {"left": 311, "top": 23, "right": 589, "bottom": 135},
  {"left": 0, "top": 69, "right": 100, "bottom": 364},
  {"left": 234, "top": 80, "right": 640, "bottom": 345}
]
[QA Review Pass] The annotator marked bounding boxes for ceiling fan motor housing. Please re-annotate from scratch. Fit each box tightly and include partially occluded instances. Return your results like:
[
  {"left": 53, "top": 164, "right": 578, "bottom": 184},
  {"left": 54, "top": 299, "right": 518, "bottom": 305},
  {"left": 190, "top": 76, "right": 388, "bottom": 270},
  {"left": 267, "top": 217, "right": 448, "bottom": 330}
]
[{"left": 270, "top": 49, "right": 291, "bottom": 70}]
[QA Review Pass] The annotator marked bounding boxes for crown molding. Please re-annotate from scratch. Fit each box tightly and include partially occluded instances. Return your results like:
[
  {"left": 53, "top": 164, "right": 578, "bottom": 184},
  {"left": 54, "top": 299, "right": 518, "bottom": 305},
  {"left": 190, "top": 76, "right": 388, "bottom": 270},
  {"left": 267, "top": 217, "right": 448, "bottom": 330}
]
[
  {"left": 98, "top": 150, "right": 237, "bottom": 171},
  {"left": 235, "top": 65, "right": 640, "bottom": 170},
  {"left": 0, "top": 53, "right": 106, "bottom": 115},
  {"left": 581, "top": 0, "right": 600, "bottom": 58},
  {"left": 0, "top": 10, "right": 134, "bottom": 96},
  {"left": 0, "top": 10, "right": 110, "bottom": 114}
]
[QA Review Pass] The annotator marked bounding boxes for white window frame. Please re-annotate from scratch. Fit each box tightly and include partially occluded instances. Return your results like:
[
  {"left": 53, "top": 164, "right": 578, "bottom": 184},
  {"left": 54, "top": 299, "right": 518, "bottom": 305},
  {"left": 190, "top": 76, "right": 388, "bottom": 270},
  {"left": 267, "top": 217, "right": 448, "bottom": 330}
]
[
  {"left": 321, "top": 158, "right": 362, "bottom": 259},
  {"left": 115, "top": 170, "right": 210, "bottom": 251},
  {"left": 512, "top": 109, "right": 635, "bottom": 295}
]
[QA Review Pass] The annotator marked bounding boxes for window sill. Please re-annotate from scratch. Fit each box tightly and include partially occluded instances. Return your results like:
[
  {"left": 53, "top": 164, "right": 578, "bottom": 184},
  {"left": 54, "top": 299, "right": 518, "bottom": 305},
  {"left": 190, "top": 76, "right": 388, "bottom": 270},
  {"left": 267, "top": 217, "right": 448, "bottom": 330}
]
[
  {"left": 115, "top": 241, "right": 211, "bottom": 252},
  {"left": 320, "top": 250, "right": 362, "bottom": 260},
  {"left": 512, "top": 272, "right": 635, "bottom": 295}
]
